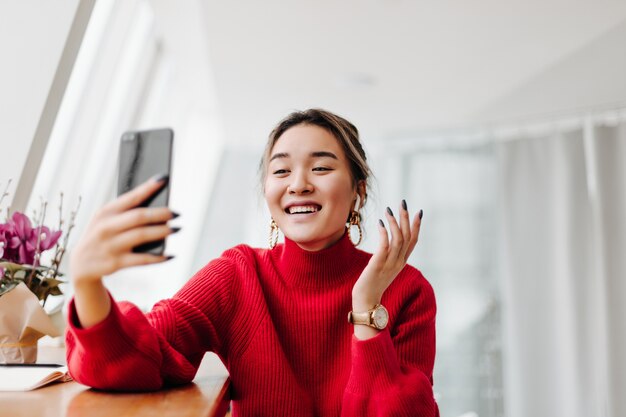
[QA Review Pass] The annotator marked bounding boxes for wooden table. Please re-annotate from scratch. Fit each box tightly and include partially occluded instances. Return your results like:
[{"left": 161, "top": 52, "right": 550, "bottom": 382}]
[{"left": 0, "top": 347, "right": 231, "bottom": 417}]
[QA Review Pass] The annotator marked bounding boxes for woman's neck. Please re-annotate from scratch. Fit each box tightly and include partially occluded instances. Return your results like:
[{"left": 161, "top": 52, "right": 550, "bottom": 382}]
[
  {"left": 271, "top": 231, "right": 367, "bottom": 288},
  {"left": 287, "top": 228, "right": 347, "bottom": 252}
]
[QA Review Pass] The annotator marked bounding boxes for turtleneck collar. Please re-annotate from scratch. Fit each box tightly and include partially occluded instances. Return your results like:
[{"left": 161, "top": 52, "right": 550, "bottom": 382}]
[{"left": 271, "top": 231, "right": 368, "bottom": 288}]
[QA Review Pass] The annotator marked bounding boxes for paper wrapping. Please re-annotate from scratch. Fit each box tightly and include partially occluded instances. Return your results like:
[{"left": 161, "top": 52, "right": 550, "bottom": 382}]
[{"left": 0, "top": 282, "right": 61, "bottom": 363}]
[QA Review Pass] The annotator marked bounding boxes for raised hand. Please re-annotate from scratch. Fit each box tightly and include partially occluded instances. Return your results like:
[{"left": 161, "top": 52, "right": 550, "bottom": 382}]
[
  {"left": 70, "top": 175, "right": 178, "bottom": 328},
  {"left": 351, "top": 200, "right": 422, "bottom": 337},
  {"left": 70, "top": 175, "right": 178, "bottom": 285}
]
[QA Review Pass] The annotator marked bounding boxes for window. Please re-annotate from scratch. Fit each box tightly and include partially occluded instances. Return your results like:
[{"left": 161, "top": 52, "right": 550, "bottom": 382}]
[{"left": 369, "top": 140, "right": 503, "bottom": 417}]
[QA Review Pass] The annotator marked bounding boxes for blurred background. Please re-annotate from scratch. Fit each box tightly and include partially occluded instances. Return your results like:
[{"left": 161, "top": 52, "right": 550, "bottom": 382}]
[{"left": 1, "top": 1, "right": 625, "bottom": 416}]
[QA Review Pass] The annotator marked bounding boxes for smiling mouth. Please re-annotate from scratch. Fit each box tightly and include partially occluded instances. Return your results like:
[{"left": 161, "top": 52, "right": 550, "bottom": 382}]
[{"left": 285, "top": 205, "right": 322, "bottom": 214}]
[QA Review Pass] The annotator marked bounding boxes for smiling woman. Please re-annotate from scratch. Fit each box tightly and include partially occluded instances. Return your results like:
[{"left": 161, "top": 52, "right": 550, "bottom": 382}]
[
  {"left": 264, "top": 124, "right": 360, "bottom": 252},
  {"left": 65, "top": 108, "right": 438, "bottom": 417}
]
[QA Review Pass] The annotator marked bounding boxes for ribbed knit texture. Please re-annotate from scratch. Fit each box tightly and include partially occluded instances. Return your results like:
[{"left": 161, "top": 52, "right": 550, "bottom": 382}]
[{"left": 66, "top": 232, "right": 439, "bottom": 417}]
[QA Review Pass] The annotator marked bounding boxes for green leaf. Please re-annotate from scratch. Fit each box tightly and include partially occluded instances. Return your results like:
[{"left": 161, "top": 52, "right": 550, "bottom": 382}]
[
  {"left": 49, "top": 287, "right": 63, "bottom": 296},
  {"left": 0, "top": 281, "right": 19, "bottom": 296}
]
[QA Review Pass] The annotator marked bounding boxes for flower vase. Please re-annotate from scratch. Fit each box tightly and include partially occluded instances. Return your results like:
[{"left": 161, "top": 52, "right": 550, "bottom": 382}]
[{"left": 0, "top": 282, "right": 61, "bottom": 363}]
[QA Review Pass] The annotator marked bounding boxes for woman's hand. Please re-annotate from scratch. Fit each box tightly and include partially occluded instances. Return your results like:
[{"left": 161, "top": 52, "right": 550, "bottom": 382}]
[
  {"left": 352, "top": 200, "right": 422, "bottom": 315},
  {"left": 70, "top": 175, "right": 177, "bottom": 286},
  {"left": 70, "top": 175, "right": 178, "bottom": 328}
]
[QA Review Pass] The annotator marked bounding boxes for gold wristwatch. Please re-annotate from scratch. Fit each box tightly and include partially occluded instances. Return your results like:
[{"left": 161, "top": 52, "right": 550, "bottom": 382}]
[{"left": 348, "top": 304, "right": 389, "bottom": 330}]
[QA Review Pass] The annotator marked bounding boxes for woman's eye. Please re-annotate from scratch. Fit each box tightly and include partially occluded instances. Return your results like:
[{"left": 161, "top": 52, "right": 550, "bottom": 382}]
[
  {"left": 312, "top": 167, "right": 331, "bottom": 172},
  {"left": 273, "top": 169, "right": 289, "bottom": 175}
]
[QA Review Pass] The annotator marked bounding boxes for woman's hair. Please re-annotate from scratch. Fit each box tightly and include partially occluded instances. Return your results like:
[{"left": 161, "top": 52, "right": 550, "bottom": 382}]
[{"left": 259, "top": 108, "right": 372, "bottom": 204}]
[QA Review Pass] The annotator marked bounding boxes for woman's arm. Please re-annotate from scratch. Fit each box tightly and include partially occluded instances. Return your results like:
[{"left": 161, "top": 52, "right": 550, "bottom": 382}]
[
  {"left": 66, "top": 254, "right": 237, "bottom": 391},
  {"left": 65, "top": 175, "right": 201, "bottom": 390},
  {"left": 343, "top": 276, "right": 439, "bottom": 417},
  {"left": 351, "top": 201, "right": 421, "bottom": 339},
  {"left": 344, "top": 201, "right": 438, "bottom": 416},
  {"left": 69, "top": 175, "right": 176, "bottom": 328}
]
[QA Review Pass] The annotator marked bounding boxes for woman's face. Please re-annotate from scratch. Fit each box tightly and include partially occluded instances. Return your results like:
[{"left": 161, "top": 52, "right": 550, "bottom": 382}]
[{"left": 264, "top": 124, "right": 360, "bottom": 251}]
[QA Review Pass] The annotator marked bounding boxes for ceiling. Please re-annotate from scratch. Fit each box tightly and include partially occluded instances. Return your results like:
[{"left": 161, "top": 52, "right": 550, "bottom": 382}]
[{"left": 197, "top": 0, "right": 626, "bottom": 146}]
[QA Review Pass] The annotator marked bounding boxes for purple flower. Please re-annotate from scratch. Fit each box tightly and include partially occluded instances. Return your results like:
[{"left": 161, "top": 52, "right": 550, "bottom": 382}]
[
  {"left": 6, "top": 212, "right": 36, "bottom": 264},
  {"left": 0, "top": 223, "right": 7, "bottom": 260},
  {"left": 36, "top": 225, "right": 62, "bottom": 251},
  {"left": 3, "top": 212, "right": 61, "bottom": 265}
]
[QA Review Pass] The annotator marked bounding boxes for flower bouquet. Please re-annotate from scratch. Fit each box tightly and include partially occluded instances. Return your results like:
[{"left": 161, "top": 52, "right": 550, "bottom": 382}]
[{"left": 0, "top": 181, "right": 80, "bottom": 363}]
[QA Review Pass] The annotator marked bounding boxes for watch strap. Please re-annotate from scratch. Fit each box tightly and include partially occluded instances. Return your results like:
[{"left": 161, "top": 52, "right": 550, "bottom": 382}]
[{"left": 348, "top": 310, "right": 373, "bottom": 326}]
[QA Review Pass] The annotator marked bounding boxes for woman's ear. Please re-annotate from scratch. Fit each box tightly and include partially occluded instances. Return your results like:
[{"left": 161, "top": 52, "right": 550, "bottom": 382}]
[{"left": 355, "top": 180, "right": 366, "bottom": 209}]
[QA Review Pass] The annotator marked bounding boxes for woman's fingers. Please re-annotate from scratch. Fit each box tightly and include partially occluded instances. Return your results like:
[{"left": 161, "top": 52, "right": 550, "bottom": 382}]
[
  {"left": 380, "top": 202, "right": 423, "bottom": 265},
  {"left": 101, "top": 175, "right": 168, "bottom": 216},
  {"left": 70, "top": 221, "right": 176, "bottom": 283},
  {"left": 370, "top": 219, "right": 389, "bottom": 264},
  {"left": 118, "top": 252, "right": 172, "bottom": 269},
  {"left": 384, "top": 206, "right": 403, "bottom": 261},
  {"left": 398, "top": 200, "right": 412, "bottom": 255},
  {"left": 110, "top": 223, "right": 177, "bottom": 252},
  {"left": 103, "top": 206, "right": 175, "bottom": 235},
  {"left": 354, "top": 203, "right": 424, "bottom": 308},
  {"left": 69, "top": 175, "right": 175, "bottom": 285},
  {"left": 404, "top": 211, "right": 422, "bottom": 262}
]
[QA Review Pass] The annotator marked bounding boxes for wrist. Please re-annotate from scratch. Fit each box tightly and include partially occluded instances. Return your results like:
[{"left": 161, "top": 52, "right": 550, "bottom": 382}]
[
  {"left": 354, "top": 325, "right": 380, "bottom": 340},
  {"left": 352, "top": 293, "right": 381, "bottom": 312},
  {"left": 72, "top": 276, "right": 104, "bottom": 293},
  {"left": 72, "top": 279, "right": 110, "bottom": 329}
]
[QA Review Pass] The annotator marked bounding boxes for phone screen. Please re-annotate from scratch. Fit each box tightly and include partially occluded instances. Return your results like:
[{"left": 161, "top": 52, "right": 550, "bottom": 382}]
[{"left": 117, "top": 128, "right": 173, "bottom": 255}]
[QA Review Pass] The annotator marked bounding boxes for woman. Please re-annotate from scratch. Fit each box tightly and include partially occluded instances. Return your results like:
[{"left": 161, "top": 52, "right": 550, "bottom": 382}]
[{"left": 66, "top": 109, "right": 439, "bottom": 417}]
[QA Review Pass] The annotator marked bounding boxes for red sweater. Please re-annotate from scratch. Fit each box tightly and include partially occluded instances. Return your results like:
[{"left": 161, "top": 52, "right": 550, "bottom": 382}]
[{"left": 66, "top": 233, "right": 439, "bottom": 417}]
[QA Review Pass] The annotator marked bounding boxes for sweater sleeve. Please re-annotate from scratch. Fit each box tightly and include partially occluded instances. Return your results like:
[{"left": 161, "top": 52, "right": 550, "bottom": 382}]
[
  {"left": 65, "top": 256, "right": 236, "bottom": 391},
  {"left": 341, "top": 274, "right": 439, "bottom": 417}
]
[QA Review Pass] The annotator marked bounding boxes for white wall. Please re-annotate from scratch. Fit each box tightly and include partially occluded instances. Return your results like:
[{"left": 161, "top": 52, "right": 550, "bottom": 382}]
[
  {"left": 476, "top": 18, "right": 626, "bottom": 122},
  {"left": 0, "top": 0, "right": 88, "bottom": 210},
  {"left": 25, "top": 0, "right": 226, "bottom": 308}
]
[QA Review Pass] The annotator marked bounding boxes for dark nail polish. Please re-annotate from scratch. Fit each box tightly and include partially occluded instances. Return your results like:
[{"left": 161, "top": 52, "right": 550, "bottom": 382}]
[
  {"left": 419, "top": 209, "right": 423, "bottom": 220},
  {"left": 171, "top": 211, "right": 180, "bottom": 219},
  {"left": 379, "top": 219, "right": 385, "bottom": 228},
  {"left": 165, "top": 255, "right": 175, "bottom": 261},
  {"left": 386, "top": 207, "right": 393, "bottom": 216},
  {"left": 170, "top": 227, "right": 181, "bottom": 234},
  {"left": 152, "top": 173, "right": 169, "bottom": 184},
  {"left": 402, "top": 199, "right": 407, "bottom": 210}
]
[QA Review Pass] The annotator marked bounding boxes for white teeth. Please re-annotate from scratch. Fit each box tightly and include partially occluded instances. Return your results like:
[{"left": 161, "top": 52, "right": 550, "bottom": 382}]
[{"left": 288, "top": 205, "right": 319, "bottom": 214}]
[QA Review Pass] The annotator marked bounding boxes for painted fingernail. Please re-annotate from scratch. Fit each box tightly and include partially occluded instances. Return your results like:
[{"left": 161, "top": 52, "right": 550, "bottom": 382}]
[
  {"left": 386, "top": 207, "right": 393, "bottom": 216},
  {"left": 419, "top": 209, "right": 423, "bottom": 219},
  {"left": 151, "top": 173, "right": 169, "bottom": 184},
  {"left": 402, "top": 199, "right": 407, "bottom": 210},
  {"left": 165, "top": 255, "right": 175, "bottom": 261},
  {"left": 379, "top": 219, "right": 385, "bottom": 228},
  {"left": 171, "top": 211, "right": 181, "bottom": 219},
  {"left": 170, "top": 226, "right": 181, "bottom": 234}
]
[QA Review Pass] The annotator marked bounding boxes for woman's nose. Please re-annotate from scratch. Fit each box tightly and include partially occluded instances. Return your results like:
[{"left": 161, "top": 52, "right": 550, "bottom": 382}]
[{"left": 288, "top": 170, "right": 312, "bottom": 194}]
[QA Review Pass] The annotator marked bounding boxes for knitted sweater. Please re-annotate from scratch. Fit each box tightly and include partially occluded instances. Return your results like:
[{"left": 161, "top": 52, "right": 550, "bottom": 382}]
[{"left": 66, "top": 233, "right": 439, "bottom": 417}]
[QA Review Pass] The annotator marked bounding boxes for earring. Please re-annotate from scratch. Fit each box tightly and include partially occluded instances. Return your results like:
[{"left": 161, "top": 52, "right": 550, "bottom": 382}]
[
  {"left": 347, "top": 210, "right": 362, "bottom": 246},
  {"left": 269, "top": 218, "right": 279, "bottom": 249}
]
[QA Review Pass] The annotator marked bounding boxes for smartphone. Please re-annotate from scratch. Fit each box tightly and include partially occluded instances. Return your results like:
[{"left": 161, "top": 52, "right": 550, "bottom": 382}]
[{"left": 117, "top": 128, "right": 174, "bottom": 255}]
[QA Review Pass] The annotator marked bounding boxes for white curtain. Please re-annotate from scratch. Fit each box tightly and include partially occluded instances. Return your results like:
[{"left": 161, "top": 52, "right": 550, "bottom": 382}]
[{"left": 496, "top": 118, "right": 625, "bottom": 417}]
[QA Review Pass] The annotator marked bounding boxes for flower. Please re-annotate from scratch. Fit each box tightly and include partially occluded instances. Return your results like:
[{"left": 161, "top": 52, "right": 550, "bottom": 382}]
[
  {"left": 0, "top": 225, "right": 7, "bottom": 259},
  {"left": 0, "top": 194, "right": 80, "bottom": 304},
  {"left": 38, "top": 226, "right": 63, "bottom": 251},
  {"left": 0, "top": 226, "right": 5, "bottom": 279},
  {"left": 3, "top": 212, "right": 61, "bottom": 266}
]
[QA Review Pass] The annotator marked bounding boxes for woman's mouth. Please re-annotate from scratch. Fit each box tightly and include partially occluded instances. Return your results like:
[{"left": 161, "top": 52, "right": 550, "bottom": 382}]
[{"left": 285, "top": 204, "right": 322, "bottom": 214}]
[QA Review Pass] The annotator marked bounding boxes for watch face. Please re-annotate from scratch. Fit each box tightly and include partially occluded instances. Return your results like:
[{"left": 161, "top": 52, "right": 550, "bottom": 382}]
[{"left": 372, "top": 306, "right": 389, "bottom": 329}]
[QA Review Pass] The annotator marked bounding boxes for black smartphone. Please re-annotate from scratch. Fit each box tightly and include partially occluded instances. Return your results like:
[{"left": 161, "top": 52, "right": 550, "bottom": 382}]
[{"left": 117, "top": 128, "right": 174, "bottom": 256}]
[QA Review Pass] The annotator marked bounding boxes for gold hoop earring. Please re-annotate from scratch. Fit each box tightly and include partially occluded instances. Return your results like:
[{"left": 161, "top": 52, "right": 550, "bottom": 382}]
[
  {"left": 347, "top": 211, "right": 362, "bottom": 246},
  {"left": 269, "top": 218, "right": 279, "bottom": 249}
]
